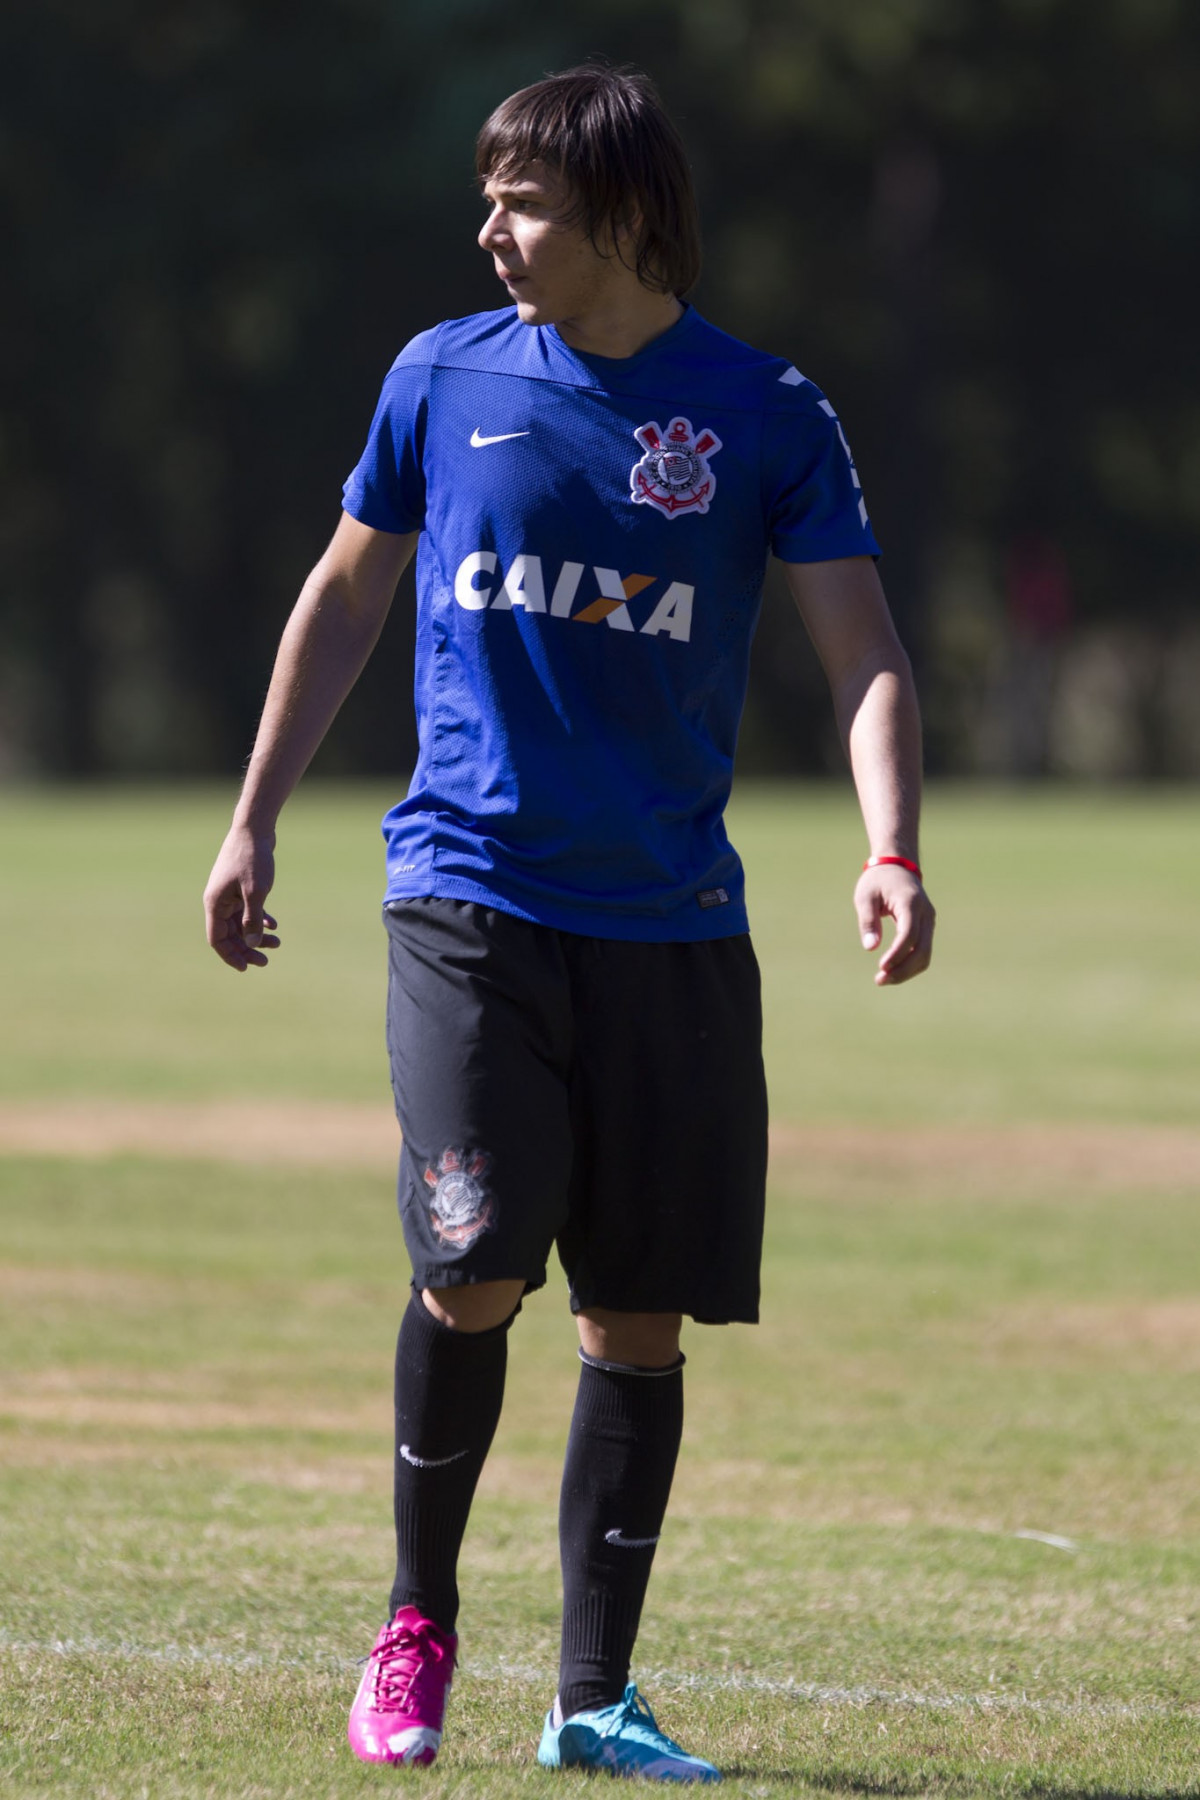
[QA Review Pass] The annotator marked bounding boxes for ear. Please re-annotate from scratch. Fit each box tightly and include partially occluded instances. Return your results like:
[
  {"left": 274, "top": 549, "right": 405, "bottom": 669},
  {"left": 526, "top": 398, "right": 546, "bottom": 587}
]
[
  {"left": 614, "top": 205, "right": 642, "bottom": 247},
  {"left": 605, "top": 205, "right": 642, "bottom": 272}
]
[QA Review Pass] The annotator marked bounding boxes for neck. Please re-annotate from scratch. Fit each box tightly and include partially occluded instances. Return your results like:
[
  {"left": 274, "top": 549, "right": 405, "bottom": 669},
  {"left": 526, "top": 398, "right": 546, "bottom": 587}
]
[{"left": 556, "top": 289, "right": 684, "bottom": 360}]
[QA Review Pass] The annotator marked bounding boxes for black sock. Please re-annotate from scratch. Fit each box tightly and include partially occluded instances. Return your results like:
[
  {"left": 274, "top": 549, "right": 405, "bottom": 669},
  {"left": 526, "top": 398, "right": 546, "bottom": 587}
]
[
  {"left": 557, "top": 1350, "right": 684, "bottom": 1720},
  {"left": 388, "top": 1290, "right": 511, "bottom": 1633}
]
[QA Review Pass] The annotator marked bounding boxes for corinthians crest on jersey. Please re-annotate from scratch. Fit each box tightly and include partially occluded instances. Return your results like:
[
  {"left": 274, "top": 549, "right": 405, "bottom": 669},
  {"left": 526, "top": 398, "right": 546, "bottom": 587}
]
[{"left": 630, "top": 417, "right": 722, "bottom": 519}]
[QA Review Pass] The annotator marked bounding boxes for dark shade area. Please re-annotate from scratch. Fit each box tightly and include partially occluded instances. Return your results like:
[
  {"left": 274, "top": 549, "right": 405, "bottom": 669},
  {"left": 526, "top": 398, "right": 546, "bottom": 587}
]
[{"left": 3, "top": 0, "right": 1198, "bottom": 780}]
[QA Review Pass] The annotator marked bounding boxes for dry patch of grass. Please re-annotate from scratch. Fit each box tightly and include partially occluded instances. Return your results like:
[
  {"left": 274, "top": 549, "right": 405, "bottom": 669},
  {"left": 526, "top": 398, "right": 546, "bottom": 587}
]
[
  {"left": 769, "top": 1121, "right": 1200, "bottom": 1196},
  {"left": 0, "top": 1434, "right": 389, "bottom": 1496},
  {"left": 4, "top": 1101, "right": 1200, "bottom": 1193},
  {"left": 0, "top": 1264, "right": 208, "bottom": 1306},
  {"left": 3, "top": 1415, "right": 1195, "bottom": 1544},
  {"left": 980, "top": 1299, "right": 1200, "bottom": 1373},
  {"left": 0, "top": 1099, "right": 401, "bottom": 1167},
  {"left": 0, "top": 1368, "right": 389, "bottom": 1437}
]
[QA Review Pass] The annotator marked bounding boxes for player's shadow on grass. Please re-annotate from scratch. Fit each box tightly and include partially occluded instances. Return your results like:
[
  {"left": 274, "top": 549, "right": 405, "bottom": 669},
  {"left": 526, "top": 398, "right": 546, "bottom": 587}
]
[{"left": 720, "top": 1773, "right": 1192, "bottom": 1799}]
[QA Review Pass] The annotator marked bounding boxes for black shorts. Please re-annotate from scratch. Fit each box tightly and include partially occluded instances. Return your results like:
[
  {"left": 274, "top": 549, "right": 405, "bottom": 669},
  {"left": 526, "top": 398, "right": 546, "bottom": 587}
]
[{"left": 383, "top": 899, "right": 768, "bottom": 1325}]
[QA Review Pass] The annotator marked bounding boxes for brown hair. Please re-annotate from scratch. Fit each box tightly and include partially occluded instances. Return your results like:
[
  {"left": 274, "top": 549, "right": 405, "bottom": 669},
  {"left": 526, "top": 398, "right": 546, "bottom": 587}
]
[{"left": 475, "top": 64, "right": 701, "bottom": 298}]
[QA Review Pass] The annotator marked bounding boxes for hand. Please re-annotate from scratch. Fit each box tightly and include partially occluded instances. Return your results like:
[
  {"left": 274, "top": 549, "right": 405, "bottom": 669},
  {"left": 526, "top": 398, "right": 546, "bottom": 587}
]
[
  {"left": 203, "top": 825, "right": 281, "bottom": 972},
  {"left": 854, "top": 864, "right": 935, "bottom": 987}
]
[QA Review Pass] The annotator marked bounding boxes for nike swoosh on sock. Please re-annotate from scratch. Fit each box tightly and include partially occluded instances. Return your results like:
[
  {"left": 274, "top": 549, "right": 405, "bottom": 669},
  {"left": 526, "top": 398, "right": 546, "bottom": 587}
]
[
  {"left": 604, "top": 1528, "right": 660, "bottom": 1549},
  {"left": 399, "top": 1443, "right": 470, "bottom": 1469}
]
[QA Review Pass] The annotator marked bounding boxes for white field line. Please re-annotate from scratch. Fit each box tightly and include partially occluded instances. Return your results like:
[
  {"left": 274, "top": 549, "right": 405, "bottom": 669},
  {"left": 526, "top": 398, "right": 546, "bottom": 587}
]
[{"left": 0, "top": 1631, "right": 1186, "bottom": 1721}]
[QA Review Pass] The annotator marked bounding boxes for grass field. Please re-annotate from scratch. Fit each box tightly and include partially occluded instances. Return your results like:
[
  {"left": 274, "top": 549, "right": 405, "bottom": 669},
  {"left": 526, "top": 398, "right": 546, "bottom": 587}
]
[{"left": 1, "top": 782, "right": 1197, "bottom": 1798}]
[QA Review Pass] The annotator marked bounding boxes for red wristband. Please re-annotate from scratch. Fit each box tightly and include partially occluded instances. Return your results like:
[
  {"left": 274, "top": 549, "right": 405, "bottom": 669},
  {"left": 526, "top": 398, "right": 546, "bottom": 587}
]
[{"left": 864, "top": 854, "right": 923, "bottom": 881}]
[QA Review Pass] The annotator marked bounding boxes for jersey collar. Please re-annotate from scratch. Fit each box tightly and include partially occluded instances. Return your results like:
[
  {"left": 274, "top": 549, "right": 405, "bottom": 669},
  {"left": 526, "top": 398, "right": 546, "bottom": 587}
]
[{"left": 543, "top": 303, "right": 703, "bottom": 385}]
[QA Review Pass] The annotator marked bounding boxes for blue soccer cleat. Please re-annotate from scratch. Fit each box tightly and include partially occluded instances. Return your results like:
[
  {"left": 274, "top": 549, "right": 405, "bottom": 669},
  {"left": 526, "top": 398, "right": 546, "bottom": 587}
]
[{"left": 537, "top": 1683, "right": 720, "bottom": 1783}]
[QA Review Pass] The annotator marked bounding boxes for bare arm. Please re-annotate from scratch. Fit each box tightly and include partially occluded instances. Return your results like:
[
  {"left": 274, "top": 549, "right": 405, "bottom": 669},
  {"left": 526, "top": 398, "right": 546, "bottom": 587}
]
[
  {"left": 203, "top": 512, "right": 419, "bottom": 971},
  {"left": 782, "top": 555, "right": 935, "bottom": 986}
]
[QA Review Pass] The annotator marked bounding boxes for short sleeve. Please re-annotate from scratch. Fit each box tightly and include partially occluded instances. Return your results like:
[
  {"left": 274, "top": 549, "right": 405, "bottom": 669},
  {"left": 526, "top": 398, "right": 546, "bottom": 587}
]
[
  {"left": 341, "top": 328, "right": 438, "bottom": 534},
  {"left": 764, "top": 385, "right": 881, "bottom": 563}
]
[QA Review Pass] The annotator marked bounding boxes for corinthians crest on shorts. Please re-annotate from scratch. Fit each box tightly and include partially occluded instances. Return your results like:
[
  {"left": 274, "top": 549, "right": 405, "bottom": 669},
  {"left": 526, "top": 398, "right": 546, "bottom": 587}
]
[
  {"left": 423, "top": 1146, "right": 494, "bottom": 1248},
  {"left": 630, "top": 416, "right": 722, "bottom": 518}
]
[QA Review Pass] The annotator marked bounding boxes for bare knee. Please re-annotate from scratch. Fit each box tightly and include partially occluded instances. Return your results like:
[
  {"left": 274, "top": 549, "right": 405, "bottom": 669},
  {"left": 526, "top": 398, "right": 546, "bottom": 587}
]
[
  {"left": 421, "top": 1278, "right": 525, "bottom": 1333},
  {"left": 576, "top": 1307, "right": 683, "bottom": 1368}
]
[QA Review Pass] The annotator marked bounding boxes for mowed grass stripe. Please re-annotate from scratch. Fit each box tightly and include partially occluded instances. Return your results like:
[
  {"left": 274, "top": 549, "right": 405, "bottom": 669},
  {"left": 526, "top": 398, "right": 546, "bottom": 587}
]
[
  {"left": 2, "top": 784, "right": 1198, "bottom": 1796},
  {"left": 2, "top": 1632, "right": 1192, "bottom": 1719},
  {"left": 5, "top": 1104, "right": 1200, "bottom": 1190},
  {"left": 4, "top": 1654, "right": 1199, "bottom": 1799},
  {"left": 2, "top": 1152, "right": 1197, "bottom": 1800},
  {"left": 2, "top": 781, "right": 1199, "bottom": 1124}
]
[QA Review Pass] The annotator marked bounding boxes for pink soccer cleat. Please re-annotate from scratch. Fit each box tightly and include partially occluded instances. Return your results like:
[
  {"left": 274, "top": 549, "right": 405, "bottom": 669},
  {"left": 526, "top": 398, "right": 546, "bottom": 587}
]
[{"left": 347, "top": 1605, "right": 457, "bottom": 1765}]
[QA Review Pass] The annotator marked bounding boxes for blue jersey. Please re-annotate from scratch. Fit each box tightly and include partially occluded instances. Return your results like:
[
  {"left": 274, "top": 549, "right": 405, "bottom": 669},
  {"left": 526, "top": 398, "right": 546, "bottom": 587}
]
[{"left": 343, "top": 304, "right": 879, "bottom": 940}]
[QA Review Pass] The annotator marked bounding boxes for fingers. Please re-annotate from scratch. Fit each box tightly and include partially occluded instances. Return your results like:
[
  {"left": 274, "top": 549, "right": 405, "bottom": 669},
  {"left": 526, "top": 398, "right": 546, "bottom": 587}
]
[
  {"left": 240, "top": 899, "right": 280, "bottom": 948},
  {"left": 875, "top": 893, "right": 936, "bottom": 986},
  {"left": 250, "top": 913, "right": 281, "bottom": 961},
  {"left": 855, "top": 886, "right": 883, "bottom": 952},
  {"left": 212, "top": 919, "right": 281, "bottom": 972},
  {"left": 853, "top": 868, "right": 935, "bottom": 987},
  {"left": 205, "top": 884, "right": 281, "bottom": 974},
  {"left": 208, "top": 907, "right": 268, "bottom": 972},
  {"left": 204, "top": 828, "right": 278, "bottom": 973},
  {"left": 242, "top": 892, "right": 266, "bottom": 947}
]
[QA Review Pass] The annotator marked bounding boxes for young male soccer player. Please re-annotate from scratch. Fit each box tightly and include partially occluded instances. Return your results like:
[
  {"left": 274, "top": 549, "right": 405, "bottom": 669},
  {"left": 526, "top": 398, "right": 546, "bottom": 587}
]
[{"left": 204, "top": 64, "right": 935, "bottom": 1783}]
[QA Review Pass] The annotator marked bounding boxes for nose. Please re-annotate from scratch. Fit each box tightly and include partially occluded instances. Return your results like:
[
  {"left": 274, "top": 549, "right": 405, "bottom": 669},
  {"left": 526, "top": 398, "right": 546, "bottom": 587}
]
[{"left": 478, "top": 206, "right": 508, "bottom": 253}]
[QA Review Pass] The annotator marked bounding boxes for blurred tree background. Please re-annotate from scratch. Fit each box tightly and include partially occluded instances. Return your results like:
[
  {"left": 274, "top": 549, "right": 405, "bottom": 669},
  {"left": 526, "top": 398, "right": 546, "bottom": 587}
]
[{"left": 2, "top": 0, "right": 1197, "bottom": 782}]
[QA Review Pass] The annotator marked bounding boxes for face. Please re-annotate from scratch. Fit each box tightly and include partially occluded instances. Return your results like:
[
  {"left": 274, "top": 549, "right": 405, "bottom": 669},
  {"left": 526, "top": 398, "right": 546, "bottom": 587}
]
[{"left": 477, "top": 162, "right": 630, "bottom": 330}]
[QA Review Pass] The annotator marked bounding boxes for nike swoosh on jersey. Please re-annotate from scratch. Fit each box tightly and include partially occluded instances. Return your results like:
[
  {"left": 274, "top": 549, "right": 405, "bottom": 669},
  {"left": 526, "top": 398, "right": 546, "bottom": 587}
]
[
  {"left": 399, "top": 1443, "right": 469, "bottom": 1469},
  {"left": 604, "top": 1528, "right": 660, "bottom": 1549},
  {"left": 470, "top": 428, "right": 531, "bottom": 447}
]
